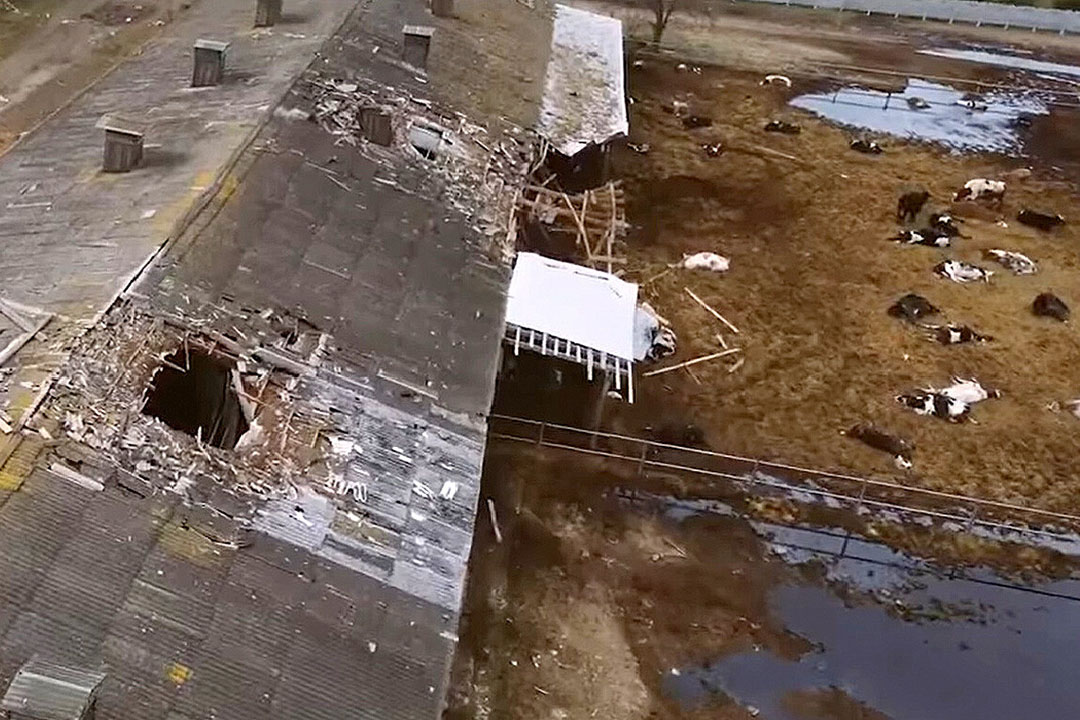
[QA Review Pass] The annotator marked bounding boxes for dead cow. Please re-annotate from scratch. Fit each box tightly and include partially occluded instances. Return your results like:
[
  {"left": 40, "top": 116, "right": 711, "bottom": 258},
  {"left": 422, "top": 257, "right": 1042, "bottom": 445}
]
[
  {"left": 892, "top": 229, "right": 950, "bottom": 248},
  {"left": 897, "top": 190, "right": 930, "bottom": 222},
  {"left": 765, "top": 120, "right": 801, "bottom": 134},
  {"left": 928, "top": 324, "right": 993, "bottom": 345},
  {"left": 888, "top": 293, "right": 939, "bottom": 323},
  {"left": 954, "top": 178, "right": 1006, "bottom": 205},
  {"left": 897, "top": 377, "right": 999, "bottom": 423},
  {"left": 843, "top": 423, "right": 913, "bottom": 468},
  {"left": 928, "top": 213, "right": 966, "bottom": 238},
  {"left": 682, "top": 114, "right": 713, "bottom": 129},
  {"left": 896, "top": 392, "right": 970, "bottom": 423},
  {"left": 935, "top": 260, "right": 992, "bottom": 283},
  {"left": 985, "top": 249, "right": 1037, "bottom": 275},
  {"left": 851, "top": 139, "right": 883, "bottom": 154},
  {"left": 1017, "top": 209, "right": 1066, "bottom": 232},
  {"left": 1033, "top": 292, "right": 1070, "bottom": 322}
]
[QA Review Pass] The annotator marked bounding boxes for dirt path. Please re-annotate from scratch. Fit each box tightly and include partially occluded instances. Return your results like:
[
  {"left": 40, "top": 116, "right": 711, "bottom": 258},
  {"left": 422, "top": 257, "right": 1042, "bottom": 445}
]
[{"left": 0, "top": 0, "right": 201, "bottom": 153}]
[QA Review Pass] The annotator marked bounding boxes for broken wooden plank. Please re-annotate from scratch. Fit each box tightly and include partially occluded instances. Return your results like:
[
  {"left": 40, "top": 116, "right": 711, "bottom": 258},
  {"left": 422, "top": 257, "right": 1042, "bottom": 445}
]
[
  {"left": 642, "top": 348, "right": 741, "bottom": 377},
  {"left": 685, "top": 287, "right": 740, "bottom": 334}
]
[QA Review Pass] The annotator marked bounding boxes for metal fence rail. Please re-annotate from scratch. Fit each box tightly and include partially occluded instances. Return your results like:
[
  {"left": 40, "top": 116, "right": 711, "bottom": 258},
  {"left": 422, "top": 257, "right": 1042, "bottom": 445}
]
[
  {"left": 747, "top": 0, "right": 1080, "bottom": 34},
  {"left": 488, "top": 414, "right": 1080, "bottom": 546}
]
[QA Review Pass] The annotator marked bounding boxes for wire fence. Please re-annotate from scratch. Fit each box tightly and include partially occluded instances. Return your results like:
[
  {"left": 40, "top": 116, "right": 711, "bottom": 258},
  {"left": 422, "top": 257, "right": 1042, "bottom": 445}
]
[
  {"left": 747, "top": 0, "right": 1080, "bottom": 33},
  {"left": 488, "top": 414, "right": 1080, "bottom": 547}
]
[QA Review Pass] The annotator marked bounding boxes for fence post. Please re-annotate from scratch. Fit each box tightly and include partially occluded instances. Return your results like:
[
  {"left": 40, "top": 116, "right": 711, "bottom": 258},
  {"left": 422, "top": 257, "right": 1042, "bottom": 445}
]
[
  {"left": 637, "top": 441, "right": 649, "bottom": 477},
  {"left": 965, "top": 505, "right": 980, "bottom": 533},
  {"left": 536, "top": 421, "right": 545, "bottom": 447}
]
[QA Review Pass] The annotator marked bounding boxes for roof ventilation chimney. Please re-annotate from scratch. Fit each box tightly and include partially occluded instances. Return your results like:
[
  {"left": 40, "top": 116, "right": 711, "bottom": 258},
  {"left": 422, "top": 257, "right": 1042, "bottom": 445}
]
[
  {"left": 255, "top": 0, "right": 282, "bottom": 27},
  {"left": 193, "top": 39, "right": 230, "bottom": 87},
  {"left": 97, "top": 115, "right": 145, "bottom": 173},
  {"left": 402, "top": 25, "right": 434, "bottom": 70},
  {"left": 0, "top": 660, "right": 106, "bottom": 720}
]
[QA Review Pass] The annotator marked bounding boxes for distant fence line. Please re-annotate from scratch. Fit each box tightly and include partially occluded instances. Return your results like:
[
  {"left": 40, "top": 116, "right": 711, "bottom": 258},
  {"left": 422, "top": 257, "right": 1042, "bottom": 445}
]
[
  {"left": 746, "top": 0, "right": 1080, "bottom": 33},
  {"left": 488, "top": 414, "right": 1080, "bottom": 547}
]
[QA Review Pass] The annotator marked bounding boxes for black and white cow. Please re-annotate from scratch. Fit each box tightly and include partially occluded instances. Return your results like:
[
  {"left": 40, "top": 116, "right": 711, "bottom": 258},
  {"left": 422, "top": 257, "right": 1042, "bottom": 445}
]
[
  {"left": 928, "top": 213, "right": 966, "bottom": 238},
  {"left": 892, "top": 229, "right": 950, "bottom": 248},
  {"left": 897, "top": 190, "right": 930, "bottom": 222},
  {"left": 1017, "top": 209, "right": 1066, "bottom": 232},
  {"left": 985, "top": 249, "right": 1037, "bottom": 276},
  {"left": 765, "top": 120, "right": 801, "bottom": 134},
  {"left": 929, "top": 324, "right": 993, "bottom": 345},
  {"left": 897, "top": 377, "right": 999, "bottom": 422},
  {"left": 851, "top": 139, "right": 883, "bottom": 154},
  {"left": 935, "top": 260, "right": 993, "bottom": 283}
]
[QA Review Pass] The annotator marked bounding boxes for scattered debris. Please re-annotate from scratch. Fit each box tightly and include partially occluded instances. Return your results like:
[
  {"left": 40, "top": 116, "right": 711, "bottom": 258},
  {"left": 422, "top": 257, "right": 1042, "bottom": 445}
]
[
  {"left": 681, "top": 252, "right": 729, "bottom": 273},
  {"left": 760, "top": 74, "right": 792, "bottom": 88},
  {"left": 701, "top": 142, "right": 723, "bottom": 157},
  {"left": 676, "top": 63, "right": 702, "bottom": 74},
  {"left": 906, "top": 96, "right": 931, "bottom": 110},
  {"left": 487, "top": 497, "right": 503, "bottom": 543},
  {"left": 685, "top": 287, "right": 740, "bottom": 334},
  {"left": 764, "top": 120, "right": 801, "bottom": 134},
  {"left": 1017, "top": 208, "right": 1066, "bottom": 231},
  {"left": 627, "top": 142, "right": 650, "bottom": 154},
  {"left": 642, "top": 349, "right": 741, "bottom": 377},
  {"left": 934, "top": 260, "right": 992, "bottom": 284},
  {"left": 1033, "top": 292, "right": 1070, "bottom": 322},
  {"left": 985, "top": 249, "right": 1037, "bottom": 275},
  {"left": 887, "top": 293, "right": 939, "bottom": 323}
]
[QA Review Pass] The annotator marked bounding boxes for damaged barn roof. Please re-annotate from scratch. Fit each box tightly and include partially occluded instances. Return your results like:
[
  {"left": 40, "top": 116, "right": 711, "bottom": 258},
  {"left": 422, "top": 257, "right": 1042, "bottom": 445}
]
[
  {"left": 538, "top": 4, "right": 629, "bottom": 157},
  {"left": 0, "top": 0, "right": 550, "bottom": 717}
]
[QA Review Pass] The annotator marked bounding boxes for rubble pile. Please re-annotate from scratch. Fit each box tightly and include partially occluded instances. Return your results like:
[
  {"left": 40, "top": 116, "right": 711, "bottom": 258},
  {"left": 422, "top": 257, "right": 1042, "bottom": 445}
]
[{"left": 299, "top": 74, "right": 536, "bottom": 258}]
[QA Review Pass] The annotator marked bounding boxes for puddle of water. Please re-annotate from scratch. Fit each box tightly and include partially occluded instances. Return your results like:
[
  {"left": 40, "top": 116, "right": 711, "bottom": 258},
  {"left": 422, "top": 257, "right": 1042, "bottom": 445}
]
[
  {"left": 666, "top": 567, "right": 1080, "bottom": 719},
  {"left": 790, "top": 77, "right": 1047, "bottom": 153},
  {"left": 919, "top": 47, "right": 1080, "bottom": 81}
]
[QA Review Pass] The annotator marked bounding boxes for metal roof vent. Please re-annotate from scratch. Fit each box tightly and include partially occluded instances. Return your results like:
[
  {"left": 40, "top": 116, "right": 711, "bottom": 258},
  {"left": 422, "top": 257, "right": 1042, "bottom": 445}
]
[
  {"left": 255, "top": 0, "right": 283, "bottom": 27},
  {"left": 193, "top": 39, "right": 230, "bottom": 87},
  {"left": 402, "top": 25, "right": 434, "bottom": 70},
  {"left": 0, "top": 660, "right": 106, "bottom": 720}
]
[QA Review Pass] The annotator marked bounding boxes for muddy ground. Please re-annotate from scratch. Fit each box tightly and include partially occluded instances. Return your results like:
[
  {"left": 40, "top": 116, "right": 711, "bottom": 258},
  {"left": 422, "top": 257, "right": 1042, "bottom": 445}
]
[{"left": 586, "top": 10, "right": 1080, "bottom": 514}]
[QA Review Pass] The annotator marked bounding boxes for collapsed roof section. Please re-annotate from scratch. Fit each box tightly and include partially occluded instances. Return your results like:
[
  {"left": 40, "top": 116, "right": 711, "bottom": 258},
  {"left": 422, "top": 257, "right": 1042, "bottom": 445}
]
[
  {"left": 538, "top": 4, "right": 629, "bottom": 158},
  {"left": 505, "top": 252, "right": 639, "bottom": 399}
]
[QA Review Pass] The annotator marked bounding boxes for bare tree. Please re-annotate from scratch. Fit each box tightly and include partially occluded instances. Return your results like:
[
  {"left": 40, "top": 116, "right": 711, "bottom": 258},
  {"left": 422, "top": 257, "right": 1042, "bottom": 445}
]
[{"left": 644, "top": 0, "right": 678, "bottom": 45}]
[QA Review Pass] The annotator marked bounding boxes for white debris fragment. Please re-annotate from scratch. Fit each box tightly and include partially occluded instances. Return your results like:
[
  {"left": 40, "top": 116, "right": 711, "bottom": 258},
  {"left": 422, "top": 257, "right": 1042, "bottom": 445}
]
[
  {"left": 681, "top": 252, "right": 730, "bottom": 273},
  {"left": 368, "top": 642, "right": 377, "bottom": 653},
  {"left": 760, "top": 74, "right": 792, "bottom": 88},
  {"left": 328, "top": 436, "right": 356, "bottom": 456},
  {"left": 438, "top": 480, "right": 459, "bottom": 500},
  {"left": 273, "top": 107, "right": 310, "bottom": 122}
]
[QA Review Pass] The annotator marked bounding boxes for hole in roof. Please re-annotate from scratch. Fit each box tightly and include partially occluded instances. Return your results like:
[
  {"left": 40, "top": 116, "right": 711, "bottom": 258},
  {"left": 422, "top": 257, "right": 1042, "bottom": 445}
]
[
  {"left": 142, "top": 347, "right": 249, "bottom": 450},
  {"left": 409, "top": 125, "right": 443, "bottom": 159}
]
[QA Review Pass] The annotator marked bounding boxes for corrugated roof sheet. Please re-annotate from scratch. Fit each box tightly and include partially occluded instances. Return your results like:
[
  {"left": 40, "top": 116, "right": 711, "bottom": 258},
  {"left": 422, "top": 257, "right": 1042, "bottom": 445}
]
[
  {"left": 0, "top": 660, "right": 105, "bottom": 720},
  {"left": 538, "top": 4, "right": 629, "bottom": 156}
]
